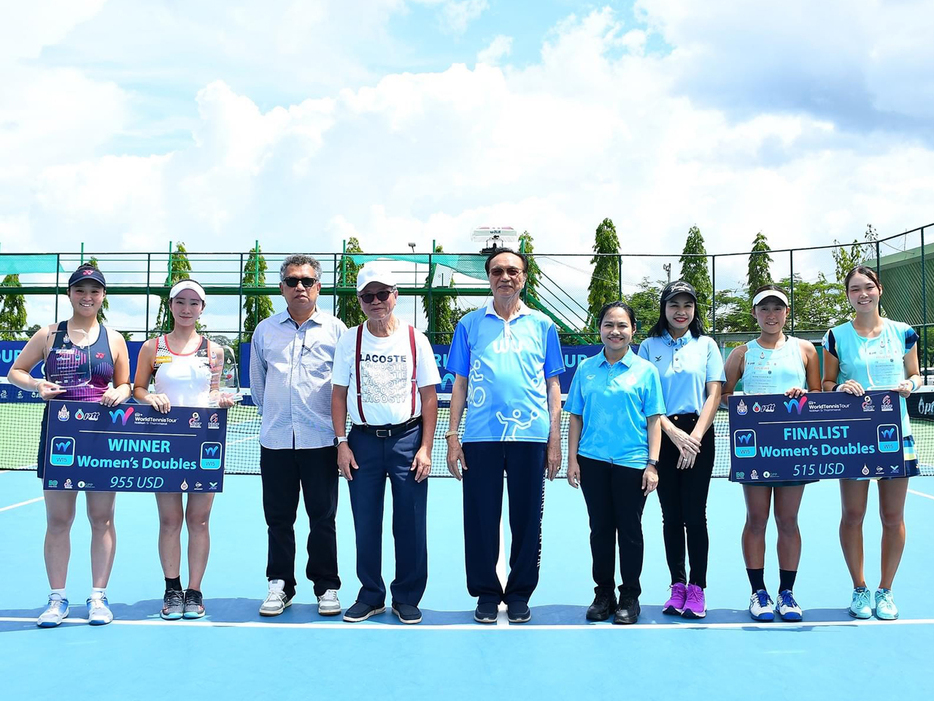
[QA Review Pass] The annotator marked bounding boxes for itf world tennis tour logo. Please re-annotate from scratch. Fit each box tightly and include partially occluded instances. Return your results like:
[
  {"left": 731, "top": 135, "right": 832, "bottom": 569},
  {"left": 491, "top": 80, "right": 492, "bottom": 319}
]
[
  {"left": 49, "top": 437, "right": 75, "bottom": 466},
  {"left": 877, "top": 424, "right": 900, "bottom": 453},
  {"left": 200, "top": 442, "right": 223, "bottom": 470},
  {"left": 733, "top": 430, "right": 757, "bottom": 458}
]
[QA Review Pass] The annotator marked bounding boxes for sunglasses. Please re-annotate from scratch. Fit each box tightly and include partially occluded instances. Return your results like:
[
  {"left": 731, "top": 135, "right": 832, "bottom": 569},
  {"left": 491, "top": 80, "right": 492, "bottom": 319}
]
[
  {"left": 489, "top": 266, "right": 524, "bottom": 278},
  {"left": 358, "top": 289, "right": 394, "bottom": 304},
  {"left": 283, "top": 277, "right": 317, "bottom": 288}
]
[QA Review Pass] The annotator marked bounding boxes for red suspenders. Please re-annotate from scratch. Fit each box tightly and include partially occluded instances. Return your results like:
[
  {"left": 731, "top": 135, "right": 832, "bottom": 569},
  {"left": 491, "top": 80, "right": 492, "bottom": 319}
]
[{"left": 354, "top": 324, "right": 418, "bottom": 425}]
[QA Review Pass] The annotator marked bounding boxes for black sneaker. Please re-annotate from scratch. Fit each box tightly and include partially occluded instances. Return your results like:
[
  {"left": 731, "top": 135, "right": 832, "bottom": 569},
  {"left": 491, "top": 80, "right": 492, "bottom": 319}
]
[
  {"left": 474, "top": 602, "right": 498, "bottom": 624},
  {"left": 391, "top": 603, "right": 422, "bottom": 624},
  {"left": 183, "top": 589, "right": 205, "bottom": 619},
  {"left": 586, "top": 589, "right": 617, "bottom": 621},
  {"left": 613, "top": 596, "right": 641, "bottom": 625},
  {"left": 506, "top": 601, "right": 531, "bottom": 624},
  {"left": 161, "top": 589, "right": 184, "bottom": 620},
  {"left": 343, "top": 601, "right": 386, "bottom": 623}
]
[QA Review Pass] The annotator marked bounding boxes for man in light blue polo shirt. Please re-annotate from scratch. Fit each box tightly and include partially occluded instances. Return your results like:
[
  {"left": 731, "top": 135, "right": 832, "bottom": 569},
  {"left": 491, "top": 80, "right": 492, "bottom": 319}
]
[{"left": 445, "top": 248, "right": 565, "bottom": 624}]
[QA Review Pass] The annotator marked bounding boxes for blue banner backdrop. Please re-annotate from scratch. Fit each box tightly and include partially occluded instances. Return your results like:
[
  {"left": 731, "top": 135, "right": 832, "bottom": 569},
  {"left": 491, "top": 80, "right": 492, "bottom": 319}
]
[
  {"left": 728, "top": 391, "right": 906, "bottom": 483},
  {"left": 6, "top": 340, "right": 606, "bottom": 394},
  {"left": 43, "top": 400, "right": 227, "bottom": 493}
]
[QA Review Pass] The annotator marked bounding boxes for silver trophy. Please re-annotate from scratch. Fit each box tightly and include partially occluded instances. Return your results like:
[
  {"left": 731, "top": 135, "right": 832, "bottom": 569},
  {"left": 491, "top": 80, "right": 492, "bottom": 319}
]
[{"left": 46, "top": 328, "right": 92, "bottom": 388}]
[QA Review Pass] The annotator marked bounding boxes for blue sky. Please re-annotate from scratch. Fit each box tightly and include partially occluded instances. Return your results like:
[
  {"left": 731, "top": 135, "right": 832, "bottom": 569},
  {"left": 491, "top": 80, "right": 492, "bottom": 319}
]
[{"left": 2, "top": 0, "right": 934, "bottom": 334}]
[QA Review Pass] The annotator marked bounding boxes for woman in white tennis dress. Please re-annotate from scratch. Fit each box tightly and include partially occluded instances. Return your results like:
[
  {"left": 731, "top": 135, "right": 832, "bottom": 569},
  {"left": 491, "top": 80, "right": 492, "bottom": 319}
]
[{"left": 134, "top": 279, "right": 235, "bottom": 620}]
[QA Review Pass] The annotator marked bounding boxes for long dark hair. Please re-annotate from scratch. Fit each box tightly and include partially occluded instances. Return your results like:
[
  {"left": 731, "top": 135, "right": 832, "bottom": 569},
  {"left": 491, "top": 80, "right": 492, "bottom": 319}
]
[{"left": 647, "top": 292, "right": 706, "bottom": 338}]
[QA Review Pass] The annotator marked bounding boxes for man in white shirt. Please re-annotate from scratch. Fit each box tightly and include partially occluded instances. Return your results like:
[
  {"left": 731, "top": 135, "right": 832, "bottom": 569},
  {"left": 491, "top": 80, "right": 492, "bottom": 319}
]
[
  {"left": 250, "top": 254, "right": 346, "bottom": 617},
  {"left": 331, "top": 262, "right": 440, "bottom": 624}
]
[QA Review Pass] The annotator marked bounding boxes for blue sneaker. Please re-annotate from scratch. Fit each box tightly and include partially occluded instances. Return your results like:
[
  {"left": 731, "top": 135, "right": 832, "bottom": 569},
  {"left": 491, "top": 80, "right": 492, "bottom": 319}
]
[
  {"left": 474, "top": 602, "right": 498, "bottom": 624},
  {"left": 748, "top": 589, "right": 774, "bottom": 621},
  {"left": 849, "top": 586, "right": 872, "bottom": 619},
  {"left": 37, "top": 595, "right": 69, "bottom": 628},
  {"left": 87, "top": 595, "right": 113, "bottom": 626},
  {"left": 874, "top": 589, "right": 898, "bottom": 620},
  {"left": 775, "top": 590, "right": 802, "bottom": 621}
]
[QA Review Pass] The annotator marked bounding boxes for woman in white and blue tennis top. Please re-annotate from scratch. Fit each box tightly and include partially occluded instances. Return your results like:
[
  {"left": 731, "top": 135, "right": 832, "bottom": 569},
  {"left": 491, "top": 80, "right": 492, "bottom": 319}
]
[
  {"left": 134, "top": 280, "right": 236, "bottom": 621},
  {"left": 822, "top": 265, "right": 921, "bottom": 621},
  {"left": 566, "top": 302, "right": 665, "bottom": 625},
  {"left": 723, "top": 285, "right": 821, "bottom": 623},
  {"left": 637, "top": 280, "right": 724, "bottom": 620}
]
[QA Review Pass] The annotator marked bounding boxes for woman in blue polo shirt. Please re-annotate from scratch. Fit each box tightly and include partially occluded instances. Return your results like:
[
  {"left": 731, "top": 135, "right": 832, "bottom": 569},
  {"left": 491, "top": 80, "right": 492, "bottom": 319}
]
[
  {"left": 822, "top": 265, "right": 921, "bottom": 621},
  {"left": 637, "top": 280, "right": 724, "bottom": 619},
  {"left": 723, "top": 285, "right": 821, "bottom": 622},
  {"left": 567, "top": 302, "right": 664, "bottom": 625}
]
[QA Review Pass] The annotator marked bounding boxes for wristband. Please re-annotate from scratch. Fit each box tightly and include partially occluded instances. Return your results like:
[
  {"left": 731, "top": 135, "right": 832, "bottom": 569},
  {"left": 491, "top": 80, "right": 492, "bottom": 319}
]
[
  {"left": 444, "top": 429, "right": 459, "bottom": 439},
  {"left": 910, "top": 377, "right": 920, "bottom": 391},
  {"left": 832, "top": 383, "right": 840, "bottom": 391}
]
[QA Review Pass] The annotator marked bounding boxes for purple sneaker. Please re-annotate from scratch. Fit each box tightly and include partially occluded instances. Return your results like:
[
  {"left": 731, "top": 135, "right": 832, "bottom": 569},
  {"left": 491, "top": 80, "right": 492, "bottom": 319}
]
[
  {"left": 663, "top": 582, "right": 687, "bottom": 615},
  {"left": 681, "top": 584, "right": 706, "bottom": 619}
]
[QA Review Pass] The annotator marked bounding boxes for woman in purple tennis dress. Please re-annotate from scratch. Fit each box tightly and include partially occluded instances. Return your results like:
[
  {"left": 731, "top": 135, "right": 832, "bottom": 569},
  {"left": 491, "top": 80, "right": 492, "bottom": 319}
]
[{"left": 8, "top": 264, "right": 131, "bottom": 627}]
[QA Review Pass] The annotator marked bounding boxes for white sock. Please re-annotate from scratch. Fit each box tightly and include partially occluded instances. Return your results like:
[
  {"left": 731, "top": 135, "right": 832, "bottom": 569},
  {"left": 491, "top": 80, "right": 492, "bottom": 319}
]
[
  {"left": 50, "top": 588, "right": 67, "bottom": 601},
  {"left": 89, "top": 588, "right": 106, "bottom": 600}
]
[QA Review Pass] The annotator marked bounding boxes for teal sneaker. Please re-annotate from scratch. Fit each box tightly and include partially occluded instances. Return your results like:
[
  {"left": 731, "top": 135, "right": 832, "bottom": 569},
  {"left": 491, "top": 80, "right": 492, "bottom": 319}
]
[
  {"left": 874, "top": 589, "right": 898, "bottom": 620},
  {"left": 848, "top": 586, "right": 872, "bottom": 619}
]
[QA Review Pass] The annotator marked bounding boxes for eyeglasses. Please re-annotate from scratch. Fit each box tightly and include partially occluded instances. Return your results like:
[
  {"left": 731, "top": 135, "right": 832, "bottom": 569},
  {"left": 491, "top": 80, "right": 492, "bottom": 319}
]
[
  {"left": 489, "top": 266, "right": 524, "bottom": 278},
  {"left": 283, "top": 277, "right": 317, "bottom": 288},
  {"left": 359, "top": 289, "right": 394, "bottom": 304}
]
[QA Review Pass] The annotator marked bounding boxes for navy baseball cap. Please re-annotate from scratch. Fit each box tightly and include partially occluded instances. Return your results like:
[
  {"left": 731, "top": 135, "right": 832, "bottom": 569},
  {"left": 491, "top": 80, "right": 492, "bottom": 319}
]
[
  {"left": 661, "top": 280, "right": 697, "bottom": 303},
  {"left": 68, "top": 265, "right": 107, "bottom": 288}
]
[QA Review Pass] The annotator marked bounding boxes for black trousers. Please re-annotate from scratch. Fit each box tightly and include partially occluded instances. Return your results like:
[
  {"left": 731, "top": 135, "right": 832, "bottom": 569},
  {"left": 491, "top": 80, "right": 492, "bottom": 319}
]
[
  {"left": 462, "top": 441, "right": 547, "bottom": 605},
  {"left": 578, "top": 456, "right": 647, "bottom": 598},
  {"left": 260, "top": 445, "right": 340, "bottom": 598},
  {"left": 655, "top": 414, "right": 715, "bottom": 588}
]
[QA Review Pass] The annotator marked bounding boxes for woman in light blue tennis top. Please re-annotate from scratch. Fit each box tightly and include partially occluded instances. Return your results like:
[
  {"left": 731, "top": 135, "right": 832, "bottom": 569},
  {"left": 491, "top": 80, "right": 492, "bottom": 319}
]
[
  {"left": 637, "top": 280, "right": 724, "bottom": 620},
  {"left": 566, "top": 302, "right": 665, "bottom": 625},
  {"left": 723, "top": 285, "right": 821, "bottom": 623},
  {"left": 822, "top": 265, "right": 921, "bottom": 621}
]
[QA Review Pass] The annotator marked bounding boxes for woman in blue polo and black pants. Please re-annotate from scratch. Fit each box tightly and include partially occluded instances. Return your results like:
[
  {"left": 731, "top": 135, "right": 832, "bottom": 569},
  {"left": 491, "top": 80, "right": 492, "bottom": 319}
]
[
  {"left": 638, "top": 281, "right": 724, "bottom": 619},
  {"left": 566, "top": 302, "right": 665, "bottom": 624}
]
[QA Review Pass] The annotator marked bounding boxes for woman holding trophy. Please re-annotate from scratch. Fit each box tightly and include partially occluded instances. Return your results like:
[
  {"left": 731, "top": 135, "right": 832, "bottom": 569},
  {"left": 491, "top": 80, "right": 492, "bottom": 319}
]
[
  {"left": 822, "top": 265, "right": 921, "bottom": 620},
  {"left": 133, "top": 279, "right": 236, "bottom": 620},
  {"left": 8, "top": 264, "right": 132, "bottom": 627}
]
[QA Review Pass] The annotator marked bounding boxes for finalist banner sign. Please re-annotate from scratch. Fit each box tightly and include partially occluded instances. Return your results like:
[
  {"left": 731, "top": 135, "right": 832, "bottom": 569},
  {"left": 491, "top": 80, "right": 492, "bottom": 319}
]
[
  {"left": 43, "top": 401, "right": 227, "bottom": 493},
  {"left": 728, "top": 391, "right": 906, "bottom": 483}
]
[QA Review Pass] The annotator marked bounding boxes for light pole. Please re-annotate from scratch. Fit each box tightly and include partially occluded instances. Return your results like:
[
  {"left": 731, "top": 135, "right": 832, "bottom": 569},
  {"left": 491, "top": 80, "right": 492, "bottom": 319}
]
[{"left": 408, "top": 242, "right": 417, "bottom": 325}]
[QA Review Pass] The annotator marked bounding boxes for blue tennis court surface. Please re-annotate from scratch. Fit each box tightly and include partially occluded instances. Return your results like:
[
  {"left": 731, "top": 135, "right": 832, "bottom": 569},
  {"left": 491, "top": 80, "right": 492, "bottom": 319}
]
[{"left": 2, "top": 469, "right": 932, "bottom": 700}]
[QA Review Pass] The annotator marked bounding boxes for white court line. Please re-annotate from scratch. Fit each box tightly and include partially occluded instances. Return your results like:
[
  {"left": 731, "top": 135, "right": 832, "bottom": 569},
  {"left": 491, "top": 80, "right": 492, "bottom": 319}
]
[
  {"left": 908, "top": 488, "right": 934, "bottom": 501},
  {"left": 0, "top": 497, "right": 42, "bottom": 513},
  {"left": 1, "top": 616, "right": 932, "bottom": 631}
]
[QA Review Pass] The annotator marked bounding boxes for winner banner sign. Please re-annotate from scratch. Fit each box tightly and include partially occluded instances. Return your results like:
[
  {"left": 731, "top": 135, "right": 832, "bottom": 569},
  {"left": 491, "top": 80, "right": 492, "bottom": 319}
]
[
  {"left": 728, "top": 391, "right": 906, "bottom": 483},
  {"left": 43, "top": 401, "right": 227, "bottom": 493}
]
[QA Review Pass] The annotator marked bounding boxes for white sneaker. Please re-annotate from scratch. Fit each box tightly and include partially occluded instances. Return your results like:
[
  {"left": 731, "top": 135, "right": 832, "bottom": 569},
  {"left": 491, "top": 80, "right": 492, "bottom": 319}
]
[
  {"left": 87, "top": 595, "right": 114, "bottom": 626},
  {"left": 317, "top": 589, "right": 341, "bottom": 616},
  {"left": 37, "top": 595, "right": 69, "bottom": 628},
  {"left": 748, "top": 589, "right": 775, "bottom": 621},
  {"left": 259, "top": 579, "right": 292, "bottom": 617}
]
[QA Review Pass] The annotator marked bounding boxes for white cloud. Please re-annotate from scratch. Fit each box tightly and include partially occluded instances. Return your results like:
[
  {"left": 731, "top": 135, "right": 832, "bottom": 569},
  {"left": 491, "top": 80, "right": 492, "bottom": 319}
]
[
  {"left": 477, "top": 35, "right": 513, "bottom": 66},
  {"left": 2, "top": 0, "right": 934, "bottom": 327}
]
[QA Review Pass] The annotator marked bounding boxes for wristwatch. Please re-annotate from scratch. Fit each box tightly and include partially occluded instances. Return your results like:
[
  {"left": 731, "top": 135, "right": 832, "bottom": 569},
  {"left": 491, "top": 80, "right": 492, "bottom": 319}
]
[
  {"left": 646, "top": 459, "right": 658, "bottom": 467},
  {"left": 333, "top": 436, "right": 348, "bottom": 447}
]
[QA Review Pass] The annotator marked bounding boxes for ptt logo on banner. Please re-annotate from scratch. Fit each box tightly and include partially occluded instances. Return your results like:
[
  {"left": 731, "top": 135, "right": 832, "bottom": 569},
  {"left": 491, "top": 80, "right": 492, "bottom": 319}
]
[
  {"left": 49, "top": 437, "right": 75, "bottom": 466},
  {"left": 783, "top": 396, "right": 807, "bottom": 414},
  {"left": 733, "top": 430, "right": 757, "bottom": 458},
  {"left": 877, "top": 424, "right": 900, "bottom": 453},
  {"left": 200, "top": 442, "right": 222, "bottom": 470},
  {"left": 110, "top": 407, "right": 135, "bottom": 425}
]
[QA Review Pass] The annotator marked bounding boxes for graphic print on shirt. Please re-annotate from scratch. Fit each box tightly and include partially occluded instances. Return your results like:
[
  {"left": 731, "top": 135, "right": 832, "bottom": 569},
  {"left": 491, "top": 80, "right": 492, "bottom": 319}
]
[
  {"left": 360, "top": 354, "right": 409, "bottom": 405},
  {"left": 468, "top": 359, "right": 487, "bottom": 407},
  {"left": 496, "top": 408, "right": 540, "bottom": 441}
]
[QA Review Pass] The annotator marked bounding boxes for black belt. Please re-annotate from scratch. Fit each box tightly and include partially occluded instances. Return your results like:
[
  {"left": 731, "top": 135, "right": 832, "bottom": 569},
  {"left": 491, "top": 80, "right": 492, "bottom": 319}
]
[{"left": 353, "top": 416, "right": 422, "bottom": 438}]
